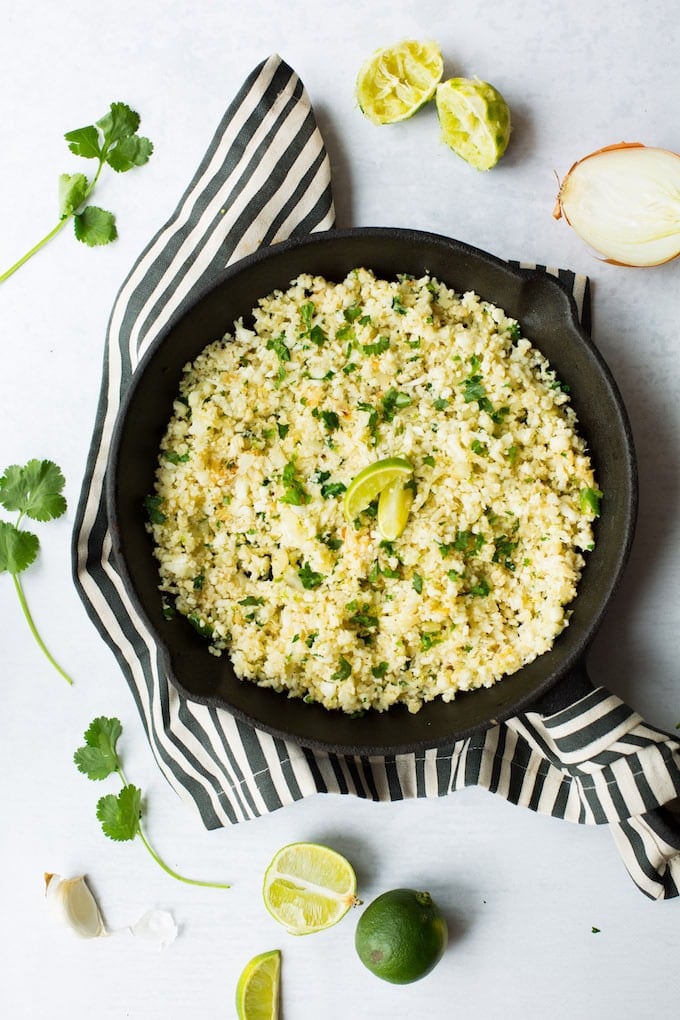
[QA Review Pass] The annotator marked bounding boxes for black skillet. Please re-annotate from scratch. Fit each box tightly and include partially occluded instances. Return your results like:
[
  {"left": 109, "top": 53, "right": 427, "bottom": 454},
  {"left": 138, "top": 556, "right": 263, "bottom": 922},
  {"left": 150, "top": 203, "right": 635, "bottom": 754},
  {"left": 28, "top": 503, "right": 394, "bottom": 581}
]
[{"left": 106, "top": 228, "right": 637, "bottom": 755}]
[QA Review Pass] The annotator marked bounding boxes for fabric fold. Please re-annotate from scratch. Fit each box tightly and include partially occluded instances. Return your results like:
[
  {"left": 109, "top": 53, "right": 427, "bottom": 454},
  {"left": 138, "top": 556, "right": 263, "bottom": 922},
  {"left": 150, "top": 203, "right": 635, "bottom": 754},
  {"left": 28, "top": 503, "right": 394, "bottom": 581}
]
[{"left": 72, "top": 53, "right": 680, "bottom": 902}]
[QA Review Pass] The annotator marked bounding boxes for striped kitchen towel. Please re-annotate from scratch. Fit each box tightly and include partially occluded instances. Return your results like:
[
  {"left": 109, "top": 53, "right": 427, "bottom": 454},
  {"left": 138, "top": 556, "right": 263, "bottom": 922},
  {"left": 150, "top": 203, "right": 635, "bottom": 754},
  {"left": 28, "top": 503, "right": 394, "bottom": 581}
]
[{"left": 72, "top": 54, "right": 680, "bottom": 900}]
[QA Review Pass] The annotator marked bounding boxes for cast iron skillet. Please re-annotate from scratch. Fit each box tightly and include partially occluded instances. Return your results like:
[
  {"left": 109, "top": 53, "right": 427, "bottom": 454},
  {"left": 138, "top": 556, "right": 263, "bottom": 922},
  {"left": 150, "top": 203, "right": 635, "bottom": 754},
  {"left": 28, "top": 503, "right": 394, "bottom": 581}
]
[{"left": 106, "top": 228, "right": 637, "bottom": 755}]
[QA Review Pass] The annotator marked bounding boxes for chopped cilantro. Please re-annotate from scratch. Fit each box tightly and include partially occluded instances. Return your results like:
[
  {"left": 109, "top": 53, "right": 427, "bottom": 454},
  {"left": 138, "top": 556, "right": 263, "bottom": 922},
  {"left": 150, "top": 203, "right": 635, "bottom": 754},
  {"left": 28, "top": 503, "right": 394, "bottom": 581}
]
[
  {"left": 238, "top": 595, "right": 265, "bottom": 606},
  {"left": 344, "top": 304, "right": 363, "bottom": 322},
  {"left": 361, "top": 336, "right": 390, "bottom": 356},
  {"left": 320, "top": 480, "right": 347, "bottom": 499},
  {"left": 298, "top": 561, "right": 325, "bottom": 589},
  {"left": 433, "top": 397, "right": 449, "bottom": 411},
  {"left": 371, "top": 661, "right": 389, "bottom": 679},
  {"left": 277, "top": 422, "right": 290, "bottom": 440},
  {"left": 266, "top": 332, "right": 290, "bottom": 364},
  {"left": 280, "top": 459, "right": 311, "bottom": 506},
  {"left": 312, "top": 408, "right": 340, "bottom": 432},
  {"left": 412, "top": 572, "right": 423, "bottom": 594},
  {"left": 382, "top": 388, "right": 412, "bottom": 421},
  {"left": 143, "top": 494, "right": 166, "bottom": 524},
  {"left": 331, "top": 657, "right": 352, "bottom": 681}
]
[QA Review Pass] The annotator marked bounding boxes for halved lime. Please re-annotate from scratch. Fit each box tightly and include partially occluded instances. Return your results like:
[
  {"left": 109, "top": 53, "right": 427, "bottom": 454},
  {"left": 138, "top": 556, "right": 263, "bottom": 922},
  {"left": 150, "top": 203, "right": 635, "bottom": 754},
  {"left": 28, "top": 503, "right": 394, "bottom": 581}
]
[
  {"left": 235, "top": 949, "right": 281, "bottom": 1020},
  {"left": 356, "top": 40, "right": 444, "bottom": 125},
  {"left": 377, "top": 476, "right": 415, "bottom": 540},
  {"left": 343, "top": 456, "right": 414, "bottom": 523},
  {"left": 263, "top": 842, "right": 360, "bottom": 935},
  {"left": 436, "top": 77, "right": 511, "bottom": 170}
]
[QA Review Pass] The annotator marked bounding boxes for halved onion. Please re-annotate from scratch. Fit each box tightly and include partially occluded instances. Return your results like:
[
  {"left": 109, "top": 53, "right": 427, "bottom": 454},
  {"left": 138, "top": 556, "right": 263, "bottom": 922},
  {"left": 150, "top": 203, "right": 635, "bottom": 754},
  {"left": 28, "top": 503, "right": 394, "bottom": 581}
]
[{"left": 553, "top": 143, "right": 680, "bottom": 267}]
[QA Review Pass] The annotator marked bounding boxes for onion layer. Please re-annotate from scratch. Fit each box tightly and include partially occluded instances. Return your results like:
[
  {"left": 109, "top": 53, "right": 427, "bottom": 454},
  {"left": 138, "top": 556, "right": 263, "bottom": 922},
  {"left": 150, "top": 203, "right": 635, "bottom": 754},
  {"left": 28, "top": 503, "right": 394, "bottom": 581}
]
[{"left": 553, "top": 143, "right": 680, "bottom": 267}]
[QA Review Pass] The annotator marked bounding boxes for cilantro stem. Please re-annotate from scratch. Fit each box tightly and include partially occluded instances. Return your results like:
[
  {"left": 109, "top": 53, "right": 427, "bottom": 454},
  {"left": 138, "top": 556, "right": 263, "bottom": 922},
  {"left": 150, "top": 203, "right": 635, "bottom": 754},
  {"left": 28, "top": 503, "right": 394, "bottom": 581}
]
[
  {"left": 11, "top": 572, "right": 74, "bottom": 685},
  {"left": 136, "top": 824, "right": 231, "bottom": 890},
  {"left": 114, "top": 763, "right": 230, "bottom": 890},
  {"left": 0, "top": 163, "right": 102, "bottom": 284},
  {"left": 0, "top": 219, "right": 71, "bottom": 283}
]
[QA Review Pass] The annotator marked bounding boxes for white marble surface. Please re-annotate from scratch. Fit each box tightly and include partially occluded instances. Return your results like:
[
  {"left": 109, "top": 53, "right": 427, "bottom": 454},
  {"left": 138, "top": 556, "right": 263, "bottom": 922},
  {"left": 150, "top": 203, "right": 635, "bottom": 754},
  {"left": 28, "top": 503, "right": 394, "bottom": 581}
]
[{"left": 1, "top": 1, "right": 679, "bottom": 1017}]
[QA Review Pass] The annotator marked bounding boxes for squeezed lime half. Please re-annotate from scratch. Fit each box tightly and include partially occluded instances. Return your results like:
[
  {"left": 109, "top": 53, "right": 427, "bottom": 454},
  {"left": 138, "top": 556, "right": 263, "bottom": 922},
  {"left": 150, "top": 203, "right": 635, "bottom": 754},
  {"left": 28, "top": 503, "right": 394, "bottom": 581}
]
[
  {"left": 436, "top": 77, "right": 511, "bottom": 170},
  {"left": 356, "top": 40, "right": 443, "bottom": 125}
]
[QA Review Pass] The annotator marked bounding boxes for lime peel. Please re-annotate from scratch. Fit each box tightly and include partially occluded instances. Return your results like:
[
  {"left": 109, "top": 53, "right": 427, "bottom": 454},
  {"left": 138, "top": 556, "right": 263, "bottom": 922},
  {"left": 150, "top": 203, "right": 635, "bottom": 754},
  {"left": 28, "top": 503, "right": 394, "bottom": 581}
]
[{"left": 356, "top": 40, "right": 443, "bottom": 125}]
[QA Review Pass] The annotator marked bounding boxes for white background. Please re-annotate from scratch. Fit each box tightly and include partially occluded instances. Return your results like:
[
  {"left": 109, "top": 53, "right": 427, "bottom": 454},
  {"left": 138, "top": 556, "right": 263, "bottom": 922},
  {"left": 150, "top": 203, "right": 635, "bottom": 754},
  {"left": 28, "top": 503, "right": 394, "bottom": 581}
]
[{"left": 1, "top": 1, "right": 679, "bottom": 1017}]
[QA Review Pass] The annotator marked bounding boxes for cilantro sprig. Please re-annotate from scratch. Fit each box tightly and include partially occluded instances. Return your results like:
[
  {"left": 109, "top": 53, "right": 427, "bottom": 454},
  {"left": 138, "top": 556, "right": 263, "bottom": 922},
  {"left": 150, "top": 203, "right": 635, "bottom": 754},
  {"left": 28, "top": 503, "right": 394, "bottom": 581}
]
[
  {"left": 1, "top": 102, "right": 153, "bottom": 283},
  {"left": 0, "top": 459, "right": 73, "bottom": 685},
  {"left": 74, "top": 717, "right": 230, "bottom": 889}
]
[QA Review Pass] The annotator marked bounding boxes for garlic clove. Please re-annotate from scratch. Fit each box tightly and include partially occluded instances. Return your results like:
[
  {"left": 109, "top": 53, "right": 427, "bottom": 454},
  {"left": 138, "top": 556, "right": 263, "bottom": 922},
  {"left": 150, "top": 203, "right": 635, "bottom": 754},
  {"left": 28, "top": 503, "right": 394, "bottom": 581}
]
[
  {"left": 44, "top": 873, "right": 107, "bottom": 939},
  {"left": 129, "top": 908, "right": 178, "bottom": 948}
]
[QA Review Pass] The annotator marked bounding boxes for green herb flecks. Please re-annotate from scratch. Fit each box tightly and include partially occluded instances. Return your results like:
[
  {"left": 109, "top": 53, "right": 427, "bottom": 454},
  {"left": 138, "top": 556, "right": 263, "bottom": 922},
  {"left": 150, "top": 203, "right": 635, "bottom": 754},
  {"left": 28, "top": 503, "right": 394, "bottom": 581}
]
[
  {"left": 75, "top": 717, "right": 230, "bottom": 889},
  {"left": 1, "top": 103, "right": 153, "bottom": 283},
  {"left": 0, "top": 459, "right": 73, "bottom": 685},
  {"left": 280, "top": 459, "right": 311, "bottom": 506},
  {"left": 331, "top": 657, "right": 352, "bottom": 682},
  {"left": 298, "top": 561, "right": 326, "bottom": 590},
  {"left": 312, "top": 408, "right": 341, "bottom": 433},
  {"left": 361, "top": 336, "right": 390, "bottom": 356}
]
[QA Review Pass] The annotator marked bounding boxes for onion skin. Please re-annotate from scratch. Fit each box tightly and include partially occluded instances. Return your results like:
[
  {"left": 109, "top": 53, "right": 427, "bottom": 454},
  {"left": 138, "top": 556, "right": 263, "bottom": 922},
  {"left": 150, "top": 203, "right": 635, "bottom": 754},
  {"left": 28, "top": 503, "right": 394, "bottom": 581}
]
[{"left": 554, "top": 142, "right": 680, "bottom": 267}]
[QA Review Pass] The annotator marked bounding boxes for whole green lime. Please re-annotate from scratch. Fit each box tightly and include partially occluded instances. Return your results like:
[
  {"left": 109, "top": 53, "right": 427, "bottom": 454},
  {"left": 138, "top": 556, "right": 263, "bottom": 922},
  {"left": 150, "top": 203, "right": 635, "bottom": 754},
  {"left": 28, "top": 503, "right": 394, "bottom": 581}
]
[{"left": 355, "top": 888, "right": 448, "bottom": 984}]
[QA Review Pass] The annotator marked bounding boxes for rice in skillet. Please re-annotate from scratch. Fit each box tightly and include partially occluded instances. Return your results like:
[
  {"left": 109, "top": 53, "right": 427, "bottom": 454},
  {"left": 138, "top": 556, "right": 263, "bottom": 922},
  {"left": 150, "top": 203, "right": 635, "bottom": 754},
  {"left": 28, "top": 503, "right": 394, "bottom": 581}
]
[{"left": 148, "top": 268, "right": 601, "bottom": 714}]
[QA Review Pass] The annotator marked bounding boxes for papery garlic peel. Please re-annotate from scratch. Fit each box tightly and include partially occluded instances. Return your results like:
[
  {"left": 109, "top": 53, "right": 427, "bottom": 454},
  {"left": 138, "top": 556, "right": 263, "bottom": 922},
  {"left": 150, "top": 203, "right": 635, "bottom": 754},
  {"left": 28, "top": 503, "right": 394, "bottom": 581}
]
[
  {"left": 553, "top": 142, "right": 680, "bottom": 267},
  {"left": 44, "top": 873, "right": 107, "bottom": 939}
]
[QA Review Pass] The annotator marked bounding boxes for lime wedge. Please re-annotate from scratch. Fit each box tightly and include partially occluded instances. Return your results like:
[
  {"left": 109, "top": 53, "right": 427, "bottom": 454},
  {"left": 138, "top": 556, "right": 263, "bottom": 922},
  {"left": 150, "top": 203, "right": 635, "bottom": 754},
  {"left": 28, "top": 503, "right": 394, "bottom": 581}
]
[
  {"left": 235, "top": 949, "right": 281, "bottom": 1020},
  {"left": 262, "top": 842, "right": 360, "bottom": 936},
  {"left": 356, "top": 40, "right": 443, "bottom": 125},
  {"left": 377, "top": 476, "right": 415, "bottom": 540},
  {"left": 436, "top": 77, "right": 511, "bottom": 170},
  {"left": 343, "top": 456, "right": 414, "bottom": 523}
]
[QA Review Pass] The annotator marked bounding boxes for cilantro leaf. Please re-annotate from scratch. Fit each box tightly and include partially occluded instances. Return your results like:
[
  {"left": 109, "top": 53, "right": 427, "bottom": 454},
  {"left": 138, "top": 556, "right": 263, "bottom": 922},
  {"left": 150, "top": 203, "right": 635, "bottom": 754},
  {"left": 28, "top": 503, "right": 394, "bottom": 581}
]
[
  {"left": 73, "top": 716, "right": 122, "bottom": 780},
  {"left": 0, "top": 520, "right": 39, "bottom": 574},
  {"left": 58, "top": 172, "right": 89, "bottom": 217},
  {"left": 96, "top": 785, "right": 142, "bottom": 842},
  {"left": 298, "top": 561, "right": 325, "bottom": 589},
  {"left": 74, "top": 206, "right": 118, "bottom": 246},
  {"left": 0, "top": 459, "right": 67, "bottom": 521},
  {"left": 64, "top": 124, "right": 102, "bottom": 160},
  {"left": 105, "top": 133, "right": 154, "bottom": 172},
  {"left": 0, "top": 458, "right": 73, "bottom": 684},
  {"left": 97, "top": 102, "right": 140, "bottom": 144}
]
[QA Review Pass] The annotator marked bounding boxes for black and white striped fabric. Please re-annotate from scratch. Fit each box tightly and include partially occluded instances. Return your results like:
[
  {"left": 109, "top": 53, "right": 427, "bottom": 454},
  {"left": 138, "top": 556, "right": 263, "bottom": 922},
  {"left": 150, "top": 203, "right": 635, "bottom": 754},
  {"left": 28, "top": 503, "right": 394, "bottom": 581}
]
[{"left": 72, "top": 54, "right": 680, "bottom": 901}]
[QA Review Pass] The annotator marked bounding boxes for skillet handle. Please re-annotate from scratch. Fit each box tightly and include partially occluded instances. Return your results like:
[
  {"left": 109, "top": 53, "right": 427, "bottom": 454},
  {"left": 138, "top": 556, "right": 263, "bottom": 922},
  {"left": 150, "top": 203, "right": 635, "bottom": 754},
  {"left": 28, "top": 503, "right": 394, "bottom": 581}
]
[{"left": 528, "top": 657, "right": 593, "bottom": 717}]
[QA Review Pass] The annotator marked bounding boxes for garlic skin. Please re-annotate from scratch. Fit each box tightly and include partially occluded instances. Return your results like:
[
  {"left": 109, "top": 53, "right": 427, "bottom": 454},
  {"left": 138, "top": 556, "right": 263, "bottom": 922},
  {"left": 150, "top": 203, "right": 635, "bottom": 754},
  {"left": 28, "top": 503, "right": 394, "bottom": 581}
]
[
  {"left": 44, "top": 873, "right": 107, "bottom": 939},
  {"left": 129, "top": 909, "right": 178, "bottom": 949}
]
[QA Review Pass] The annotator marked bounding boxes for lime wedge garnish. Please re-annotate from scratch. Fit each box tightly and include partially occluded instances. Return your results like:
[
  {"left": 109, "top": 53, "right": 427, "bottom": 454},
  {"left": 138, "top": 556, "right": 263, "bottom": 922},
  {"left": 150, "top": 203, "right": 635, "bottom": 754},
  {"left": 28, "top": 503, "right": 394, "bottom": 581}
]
[
  {"left": 262, "top": 842, "right": 360, "bottom": 936},
  {"left": 377, "top": 475, "right": 415, "bottom": 541},
  {"left": 343, "top": 456, "right": 414, "bottom": 524},
  {"left": 435, "top": 77, "right": 511, "bottom": 170},
  {"left": 235, "top": 949, "right": 281, "bottom": 1020},
  {"left": 356, "top": 40, "right": 443, "bottom": 125}
]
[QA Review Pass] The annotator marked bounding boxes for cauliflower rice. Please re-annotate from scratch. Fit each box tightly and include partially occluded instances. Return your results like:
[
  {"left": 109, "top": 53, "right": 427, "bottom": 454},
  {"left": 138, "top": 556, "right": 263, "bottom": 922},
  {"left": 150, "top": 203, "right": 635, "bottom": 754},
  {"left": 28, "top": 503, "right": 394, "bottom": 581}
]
[{"left": 148, "top": 268, "right": 600, "bottom": 714}]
